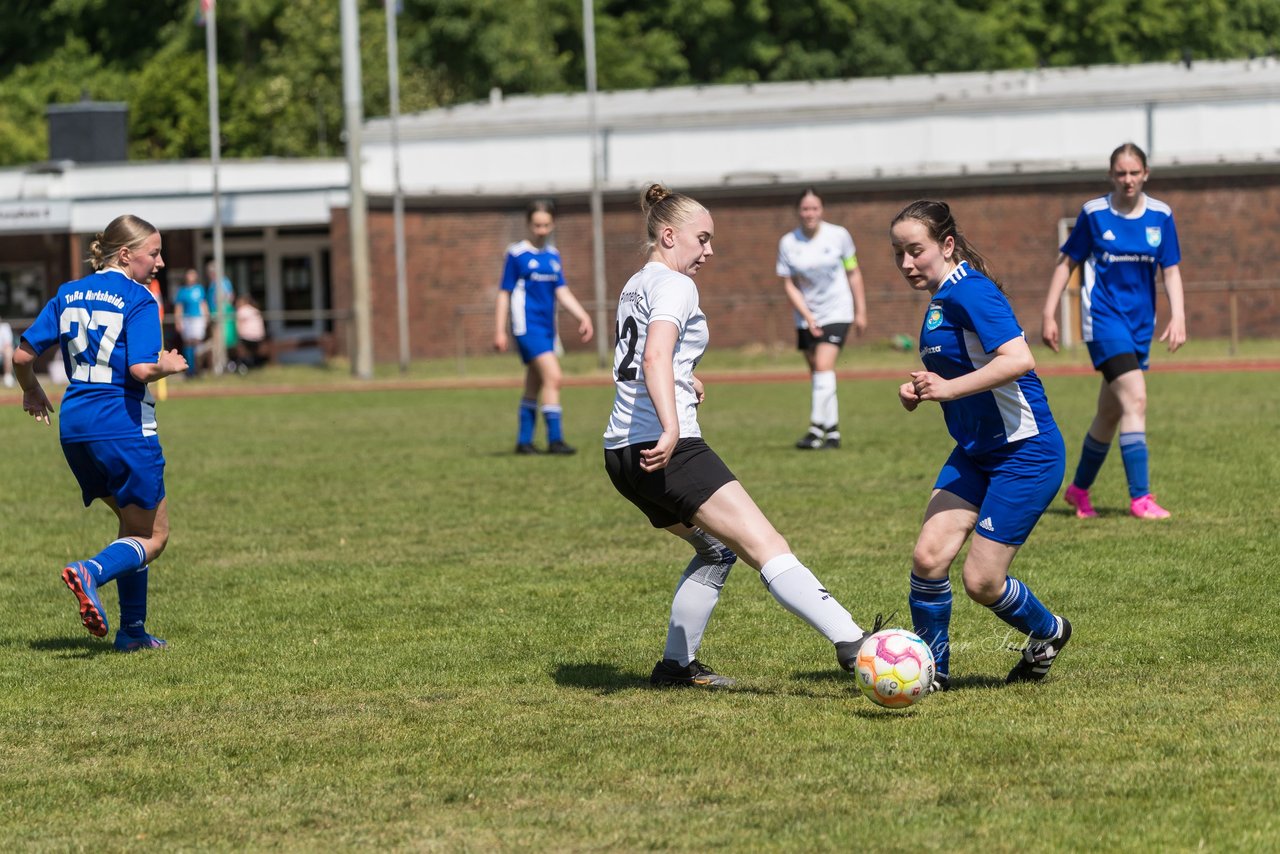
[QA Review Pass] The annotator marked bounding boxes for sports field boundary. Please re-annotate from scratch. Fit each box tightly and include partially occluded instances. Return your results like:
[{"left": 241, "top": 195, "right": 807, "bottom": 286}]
[
  {"left": 7, "top": 358, "right": 1278, "bottom": 403},
  {"left": 103, "top": 357, "right": 1280, "bottom": 398}
]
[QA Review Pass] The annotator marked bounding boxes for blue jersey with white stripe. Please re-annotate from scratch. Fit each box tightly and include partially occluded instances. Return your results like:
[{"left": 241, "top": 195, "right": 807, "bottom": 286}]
[
  {"left": 22, "top": 270, "right": 163, "bottom": 442},
  {"left": 1061, "top": 194, "right": 1180, "bottom": 345},
  {"left": 500, "top": 240, "right": 565, "bottom": 337},
  {"left": 918, "top": 262, "right": 1056, "bottom": 455}
]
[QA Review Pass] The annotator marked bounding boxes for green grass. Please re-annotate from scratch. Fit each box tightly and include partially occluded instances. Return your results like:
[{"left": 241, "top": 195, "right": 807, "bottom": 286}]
[{"left": 1, "top": 356, "right": 1278, "bottom": 850}]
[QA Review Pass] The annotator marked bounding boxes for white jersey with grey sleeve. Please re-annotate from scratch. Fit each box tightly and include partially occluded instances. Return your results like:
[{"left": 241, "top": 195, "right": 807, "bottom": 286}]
[{"left": 604, "top": 262, "right": 708, "bottom": 449}]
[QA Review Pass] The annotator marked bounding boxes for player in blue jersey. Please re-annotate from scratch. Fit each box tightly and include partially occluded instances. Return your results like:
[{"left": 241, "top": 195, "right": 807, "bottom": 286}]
[
  {"left": 605, "top": 184, "right": 883, "bottom": 689},
  {"left": 1042, "top": 143, "right": 1186, "bottom": 520},
  {"left": 493, "top": 200, "right": 594, "bottom": 455},
  {"left": 777, "top": 188, "right": 868, "bottom": 450},
  {"left": 173, "top": 267, "right": 208, "bottom": 377},
  {"left": 13, "top": 215, "right": 188, "bottom": 651},
  {"left": 891, "top": 200, "right": 1071, "bottom": 689}
]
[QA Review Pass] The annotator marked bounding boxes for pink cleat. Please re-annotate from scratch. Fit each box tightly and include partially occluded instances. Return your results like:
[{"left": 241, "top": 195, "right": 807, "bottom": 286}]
[
  {"left": 1064, "top": 484, "right": 1097, "bottom": 519},
  {"left": 1130, "top": 493, "right": 1171, "bottom": 519}
]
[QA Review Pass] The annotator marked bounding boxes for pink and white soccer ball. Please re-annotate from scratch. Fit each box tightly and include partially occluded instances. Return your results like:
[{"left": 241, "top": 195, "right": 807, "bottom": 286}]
[{"left": 854, "top": 628, "right": 936, "bottom": 708}]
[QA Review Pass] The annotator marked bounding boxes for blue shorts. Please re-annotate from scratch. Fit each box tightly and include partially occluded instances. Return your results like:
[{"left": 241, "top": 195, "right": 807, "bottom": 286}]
[
  {"left": 1086, "top": 338, "right": 1150, "bottom": 372},
  {"left": 515, "top": 330, "right": 556, "bottom": 364},
  {"left": 933, "top": 429, "right": 1065, "bottom": 546},
  {"left": 62, "top": 436, "right": 167, "bottom": 510}
]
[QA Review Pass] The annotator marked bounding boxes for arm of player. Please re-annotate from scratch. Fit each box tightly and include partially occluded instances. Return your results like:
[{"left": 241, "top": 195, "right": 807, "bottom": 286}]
[
  {"left": 555, "top": 287, "right": 594, "bottom": 343},
  {"left": 1158, "top": 264, "right": 1187, "bottom": 353},
  {"left": 13, "top": 342, "right": 54, "bottom": 425},
  {"left": 848, "top": 266, "right": 867, "bottom": 335},
  {"left": 639, "top": 320, "right": 679, "bottom": 472},
  {"left": 130, "top": 349, "right": 189, "bottom": 384},
  {"left": 909, "top": 335, "right": 1036, "bottom": 403},
  {"left": 1041, "top": 254, "right": 1077, "bottom": 352},
  {"left": 493, "top": 290, "right": 510, "bottom": 352},
  {"left": 781, "top": 277, "right": 820, "bottom": 334}
]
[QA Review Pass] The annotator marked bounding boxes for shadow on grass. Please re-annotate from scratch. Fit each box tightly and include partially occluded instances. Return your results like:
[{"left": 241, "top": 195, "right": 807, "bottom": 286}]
[
  {"left": 553, "top": 661, "right": 643, "bottom": 694},
  {"left": 793, "top": 669, "right": 1006, "bottom": 692},
  {"left": 28, "top": 636, "right": 114, "bottom": 659},
  {"left": 555, "top": 662, "right": 856, "bottom": 700}
]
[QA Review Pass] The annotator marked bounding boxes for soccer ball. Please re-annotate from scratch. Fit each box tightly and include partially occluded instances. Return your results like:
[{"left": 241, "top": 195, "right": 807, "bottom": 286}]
[{"left": 854, "top": 628, "right": 936, "bottom": 709}]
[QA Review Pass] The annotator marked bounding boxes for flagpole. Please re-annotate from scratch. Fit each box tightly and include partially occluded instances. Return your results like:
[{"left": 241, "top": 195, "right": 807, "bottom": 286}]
[
  {"left": 205, "top": 0, "right": 227, "bottom": 375},
  {"left": 582, "top": 0, "right": 608, "bottom": 368},
  {"left": 385, "top": 0, "right": 409, "bottom": 373},
  {"left": 341, "top": 0, "right": 374, "bottom": 379}
]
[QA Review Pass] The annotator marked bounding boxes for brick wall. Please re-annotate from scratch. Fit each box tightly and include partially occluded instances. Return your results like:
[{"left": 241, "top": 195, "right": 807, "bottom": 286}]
[{"left": 342, "top": 169, "right": 1280, "bottom": 363}]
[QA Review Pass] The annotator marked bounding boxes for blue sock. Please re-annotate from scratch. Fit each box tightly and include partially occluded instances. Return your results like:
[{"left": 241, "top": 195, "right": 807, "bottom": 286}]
[
  {"left": 517, "top": 398, "right": 537, "bottom": 445},
  {"left": 84, "top": 538, "right": 147, "bottom": 586},
  {"left": 988, "top": 576, "right": 1058, "bottom": 641},
  {"left": 117, "top": 564, "right": 150, "bottom": 638},
  {"left": 909, "top": 574, "right": 952, "bottom": 679},
  {"left": 183, "top": 346, "right": 197, "bottom": 375},
  {"left": 1072, "top": 433, "right": 1111, "bottom": 490},
  {"left": 541, "top": 404, "right": 564, "bottom": 443},
  {"left": 1119, "top": 431, "right": 1150, "bottom": 498}
]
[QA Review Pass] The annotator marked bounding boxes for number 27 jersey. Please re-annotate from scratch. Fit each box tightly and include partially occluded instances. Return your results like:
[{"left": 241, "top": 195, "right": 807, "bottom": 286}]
[
  {"left": 603, "top": 262, "right": 708, "bottom": 449},
  {"left": 23, "top": 269, "right": 163, "bottom": 442}
]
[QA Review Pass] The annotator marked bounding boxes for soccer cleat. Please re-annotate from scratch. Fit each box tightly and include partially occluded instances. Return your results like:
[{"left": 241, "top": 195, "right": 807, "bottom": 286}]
[
  {"left": 823, "top": 435, "right": 842, "bottom": 450},
  {"left": 546, "top": 440, "right": 577, "bottom": 456},
  {"left": 1064, "top": 483, "right": 1097, "bottom": 518},
  {"left": 927, "top": 673, "right": 951, "bottom": 693},
  {"left": 61, "top": 562, "right": 108, "bottom": 638},
  {"left": 514, "top": 443, "right": 541, "bottom": 455},
  {"left": 1130, "top": 493, "right": 1170, "bottom": 519},
  {"left": 114, "top": 631, "right": 168, "bottom": 653},
  {"left": 1007, "top": 617, "right": 1072, "bottom": 684},
  {"left": 795, "top": 432, "right": 825, "bottom": 450},
  {"left": 649, "top": 658, "right": 736, "bottom": 688},
  {"left": 834, "top": 613, "right": 893, "bottom": 673}
]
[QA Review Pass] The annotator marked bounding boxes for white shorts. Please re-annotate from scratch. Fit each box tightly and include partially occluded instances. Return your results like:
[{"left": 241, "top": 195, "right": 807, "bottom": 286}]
[{"left": 180, "top": 317, "right": 208, "bottom": 343}]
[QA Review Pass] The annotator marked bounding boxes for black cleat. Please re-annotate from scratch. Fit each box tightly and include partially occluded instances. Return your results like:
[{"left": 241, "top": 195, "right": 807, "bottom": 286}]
[
  {"left": 927, "top": 673, "right": 950, "bottom": 693},
  {"left": 835, "top": 613, "right": 893, "bottom": 673},
  {"left": 1007, "top": 617, "right": 1072, "bottom": 684},
  {"left": 823, "top": 435, "right": 842, "bottom": 449},
  {"left": 514, "top": 443, "right": 541, "bottom": 455},
  {"left": 650, "top": 658, "right": 736, "bottom": 688},
  {"left": 795, "top": 432, "right": 825, "bottom": 450},
  {"left": 546, "top": 440, "right": 577, "bottom": 455}
]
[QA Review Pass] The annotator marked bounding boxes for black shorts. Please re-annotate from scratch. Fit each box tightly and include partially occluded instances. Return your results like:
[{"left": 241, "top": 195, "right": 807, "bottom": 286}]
[
  {"left": 1096, "top": 351, "right": 1143, "bottom": 383},
  {"left": 797, "top": 322, "right": 851, "bottom": 350},
  {"left": 603, "top": 438, "right": 738, "bottom": 528}
]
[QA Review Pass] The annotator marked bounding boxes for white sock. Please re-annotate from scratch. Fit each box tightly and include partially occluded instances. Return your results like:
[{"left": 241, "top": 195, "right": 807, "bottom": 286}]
[
  {"left": 760, "top": 553, "right": 862, "bottom": 644},
  {"left": 663, "top": 572, "right": 722, "bottom": 665},
  {"left": 810, "top": 371, "right": 836, "bottom": 430}
]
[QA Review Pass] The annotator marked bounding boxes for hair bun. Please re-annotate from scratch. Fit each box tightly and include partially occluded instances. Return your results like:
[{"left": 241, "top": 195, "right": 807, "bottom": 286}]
[{"left": 642, "top": 183, "right": 671, "bottom": 212}]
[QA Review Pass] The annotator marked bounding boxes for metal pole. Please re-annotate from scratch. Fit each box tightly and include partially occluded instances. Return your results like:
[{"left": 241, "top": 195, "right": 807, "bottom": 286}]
[
  {"left": 386, "top": 0, "right": 410, "bottom": 373},
  {"left": 582, "top": 0, "right": 609, "bottom": 368},
  {"left": 342, "top": 0, "right": 374, "bottom": 379},
  {"left": 205, "top": 1, "right": 227, "bottom": 375}
]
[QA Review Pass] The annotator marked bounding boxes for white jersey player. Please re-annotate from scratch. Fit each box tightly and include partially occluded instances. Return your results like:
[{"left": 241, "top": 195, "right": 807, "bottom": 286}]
[
  {"left": 603, "top": 183, "right": 882, "bottom": 689},
  {"left": 776, "top": 188, "right": 868, "bottom": 450}
]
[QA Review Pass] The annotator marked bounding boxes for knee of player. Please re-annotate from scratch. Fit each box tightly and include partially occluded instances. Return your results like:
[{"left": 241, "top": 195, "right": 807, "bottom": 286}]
[
  {"left": 912, "top": 543, "right": 953, "bottom": 577},
  {"left": 960, "top": 572, "right": 1002, "bottom": 606}
]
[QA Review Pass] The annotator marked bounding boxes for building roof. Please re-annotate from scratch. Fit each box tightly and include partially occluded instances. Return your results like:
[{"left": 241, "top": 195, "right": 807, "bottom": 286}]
[
  {"left": 0, "top": 158, "right": 348, "bottom": 235},
  {"left": 362, "top": 58, "right": 1280, "bottom": 198}
]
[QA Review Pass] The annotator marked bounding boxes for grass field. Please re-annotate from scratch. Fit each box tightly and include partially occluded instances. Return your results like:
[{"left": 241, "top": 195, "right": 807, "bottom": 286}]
[{"left": 1, "top": 350, "right": 1278, "bottom": 851}]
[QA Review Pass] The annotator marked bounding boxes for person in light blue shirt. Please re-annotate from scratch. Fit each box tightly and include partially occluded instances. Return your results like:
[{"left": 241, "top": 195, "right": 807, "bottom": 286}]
[
  {"left": 493, "top": 200, "right": 594, "bottom": 455},
  {"left": 14, "top": 214, "right": 188, "bottom": 652},
  {"left": 173, "top": 267, "right": 208, "bottom": 377},
  {"left": 1042, "top": 143, "right": 1187, "bottom": 520},
  {"left": 891, "top": 200, "right": 1071, "bottom": 691}
]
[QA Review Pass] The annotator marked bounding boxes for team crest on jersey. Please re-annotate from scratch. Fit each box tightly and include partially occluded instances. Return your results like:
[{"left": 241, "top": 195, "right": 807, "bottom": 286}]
[
  {"left": 1146, "top": 227, "right": 1162, "bottom": 248},
  {"left": 925, "top": 305, "right": 944, "bottom": 331},
  {"left": 529, "top": 259, "right": 540, "bottom": 269}
]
